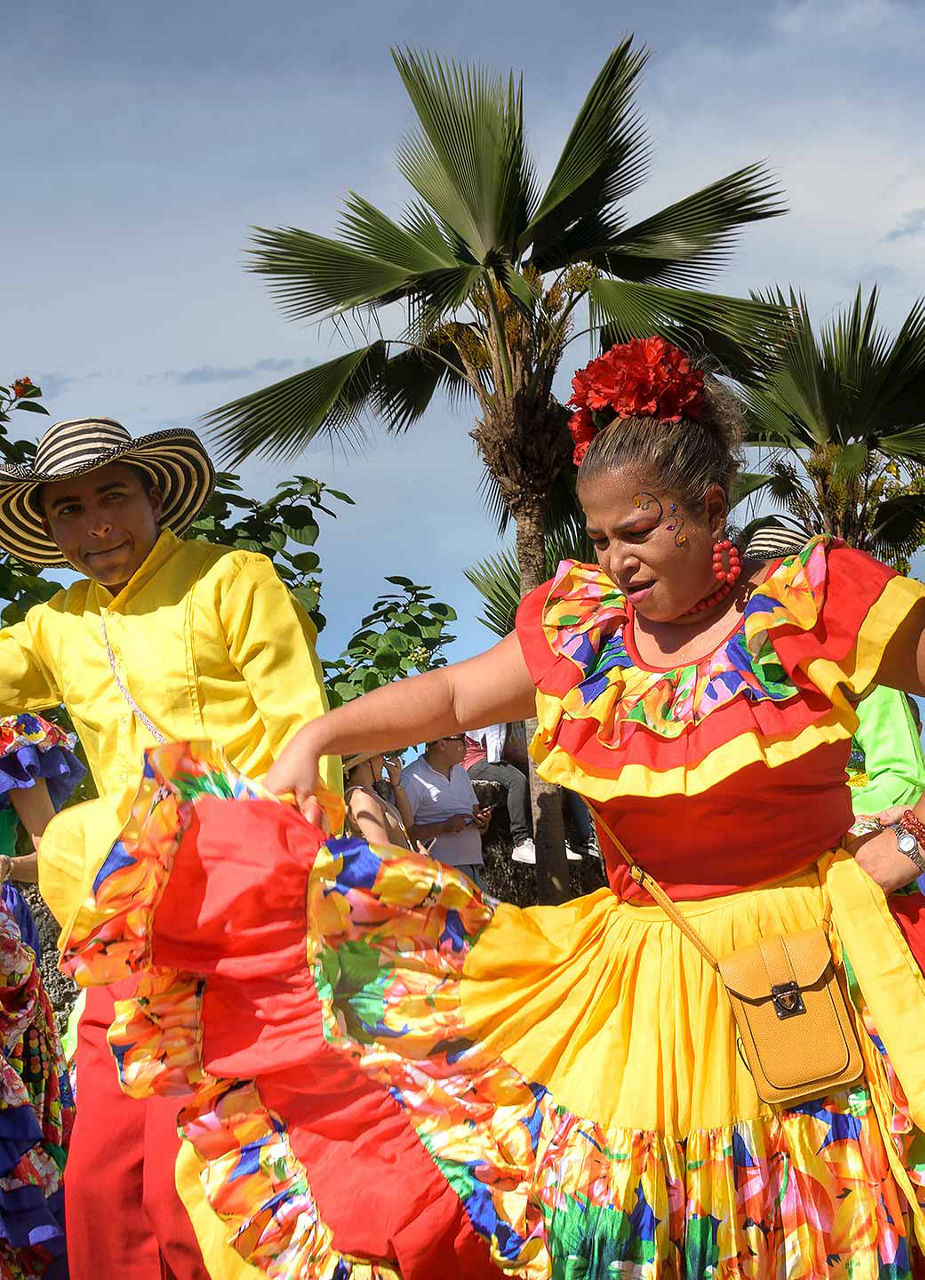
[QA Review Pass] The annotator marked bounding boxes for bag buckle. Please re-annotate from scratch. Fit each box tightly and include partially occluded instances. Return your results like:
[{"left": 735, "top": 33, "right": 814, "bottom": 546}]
[{"left": 771, "top": 980, "right": 805, "bottom": 1019}]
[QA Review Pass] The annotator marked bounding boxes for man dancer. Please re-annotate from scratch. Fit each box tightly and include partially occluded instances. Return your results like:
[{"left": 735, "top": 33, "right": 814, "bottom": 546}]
[{"left": 0, "top": 417, "right": 339, "bottom": 1280}]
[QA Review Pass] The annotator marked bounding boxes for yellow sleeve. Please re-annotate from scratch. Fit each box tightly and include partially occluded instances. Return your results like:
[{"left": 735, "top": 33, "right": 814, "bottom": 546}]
[
  {"left": 0, "top": 604, "right": 62, "bottom": 714},
  {"left": 219, "top": 554, "right": 341, "bottom": 797}
]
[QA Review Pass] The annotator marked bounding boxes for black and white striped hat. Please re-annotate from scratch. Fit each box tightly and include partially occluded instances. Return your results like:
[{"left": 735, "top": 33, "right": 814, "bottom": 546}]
[
  {"left": 744, "top": 524, "right": 811, "bottom": 559},
  {"left": 0, "top": 417, "right": 215, "bottom": 566}
]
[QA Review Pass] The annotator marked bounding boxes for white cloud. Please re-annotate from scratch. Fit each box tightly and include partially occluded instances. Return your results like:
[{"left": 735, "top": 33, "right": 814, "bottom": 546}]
[{"left": 770, "top": 0, "right": 914, "bottom": 40}]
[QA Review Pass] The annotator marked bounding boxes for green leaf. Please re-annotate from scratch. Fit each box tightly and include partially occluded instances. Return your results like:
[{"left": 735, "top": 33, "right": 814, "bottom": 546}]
[
  {"left": 14, "top": 401, "right": 49, "bottom": 415},
  {"left": 289, "top": 550, "right": 321, "bottom": 571},
  {"left": 249, "top": 226, "right": 416, "bottom": 321},
  {"left": 324, "top": 488, "right": 356, "bottom": 504},
  {"left": 375, "top": 330, "right": 476, "bottom": 434},
  {"left": 465, "top": 521, "right": 595, "bottom": 637},
  {"left": 384, "top": 575, "right": 415, "bottom": 587},
  {"left": 831, "top": 441, "right": 869, "bottom": 482}
]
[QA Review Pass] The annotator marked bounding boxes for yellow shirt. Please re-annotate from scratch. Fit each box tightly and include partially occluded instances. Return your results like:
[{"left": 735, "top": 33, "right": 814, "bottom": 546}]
[{"left": 0, "top": 528, "right": 339, "bottom": 924}]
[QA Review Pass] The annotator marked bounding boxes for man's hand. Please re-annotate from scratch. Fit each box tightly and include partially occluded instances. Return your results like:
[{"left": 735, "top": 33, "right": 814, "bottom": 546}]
[
  {"left": 472, "top": 805, "right": 491, "bottom": 831},
  {"left": 441, "top": 814, "right": 469, "bottom": 836}
]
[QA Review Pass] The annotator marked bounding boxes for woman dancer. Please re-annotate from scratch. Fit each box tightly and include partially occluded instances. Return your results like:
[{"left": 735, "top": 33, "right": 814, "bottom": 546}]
[
  {"left": 64, "top": 338, "right": 925, "bottom": 1276},
  {"left": 0, "top": 713, "right": 82, "bottom": 1279}
]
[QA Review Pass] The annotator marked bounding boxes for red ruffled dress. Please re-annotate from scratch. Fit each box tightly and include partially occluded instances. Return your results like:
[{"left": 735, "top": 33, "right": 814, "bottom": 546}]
[{"left": 58, "top": 539, "right": 925, "bottom": 1278}]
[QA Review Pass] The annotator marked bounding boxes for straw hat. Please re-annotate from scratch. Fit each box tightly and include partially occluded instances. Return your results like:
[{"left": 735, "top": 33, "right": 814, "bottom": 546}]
[
  {"left": 343, "top": 750, "right": 385, "bottom": 774},
  {"left": 744, "top": 525, "right": 810, "bottom": 559},
  {"left": 0, "top": 417, "right": 215, "bottom": 566}
]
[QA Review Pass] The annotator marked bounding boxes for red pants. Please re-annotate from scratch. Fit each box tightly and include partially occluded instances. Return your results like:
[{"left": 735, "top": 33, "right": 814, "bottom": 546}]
[{"left": 65, "top": 984, "right": 209, "bottom": 1280}]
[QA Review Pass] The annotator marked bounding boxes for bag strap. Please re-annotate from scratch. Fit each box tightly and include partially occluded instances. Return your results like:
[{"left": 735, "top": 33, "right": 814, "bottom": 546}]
[
  {"left": 99, "top": 611, "right": 168, "bottom": 745},
  {"left": 590, "top": 805, "right": 834, "bottom": 969},
  {"left": 589, "top": 804, "right": 720, "bottom": 970}
]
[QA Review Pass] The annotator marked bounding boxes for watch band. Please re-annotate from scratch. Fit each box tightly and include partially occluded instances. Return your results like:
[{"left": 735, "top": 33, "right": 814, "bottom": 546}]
[{"left": 894, "top": 822, "right": 925, "bottom": 875}]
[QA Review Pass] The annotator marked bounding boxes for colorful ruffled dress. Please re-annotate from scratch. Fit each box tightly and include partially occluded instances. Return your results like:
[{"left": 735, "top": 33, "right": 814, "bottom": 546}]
[
  {"left": 0, "top": 713, "right": 85, "bottom": 961},
  {"left": 59, "top": 538, "right": 925, "bottom": 1278},
  {"left": 0, "top": 714, "right": 82, "bottom": 1279}
]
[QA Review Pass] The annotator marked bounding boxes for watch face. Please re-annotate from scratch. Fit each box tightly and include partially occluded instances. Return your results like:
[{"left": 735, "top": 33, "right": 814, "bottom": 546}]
[{"left": 898, "top": 831, "right": 919, "bottom": 855}]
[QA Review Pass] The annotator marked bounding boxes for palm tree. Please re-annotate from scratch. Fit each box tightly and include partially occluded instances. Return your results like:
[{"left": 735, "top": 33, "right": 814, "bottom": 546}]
[
  {"left": 209, "top": 43, "right": 785, "bottom": 900},
  {"left": 739, "top": 288, "right": 925, "bottom": 565},
  {"left": 466, "top": 519, "right": 594, "bottom": 640}
]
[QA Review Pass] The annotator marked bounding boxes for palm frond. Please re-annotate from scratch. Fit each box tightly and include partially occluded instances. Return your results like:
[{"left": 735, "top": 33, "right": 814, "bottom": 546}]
[
  {"left": 376, "top": 331, "right": 478, "bottom": 433},
  {"left": 524, "top": 39, "right": 650, "bottom": 270},
  {"left": 392, "top": 47, "right": 538, "bottom": 262},
  {"left": 590, "top": 163, "right": 785, "bottom": 287},
  {"left": 206, "top": 343, "right": 388, "bottom": 465},
  {"left": 879, "top": 425, "right": 925, "bottom": 458},
  {"left": 728, "top": 471, "right": 776, "bottom": 511},
  {"left": 248, "top": 226, "right": 418, "bottom": 320},
  {"left": 465, "top": 522, "right": 595, "bottom": 637},
  {"left": 338, "top": 192, "right": 460, "bottom": 270},
  {"left": 587, "top": 278, "right": 785, "bottom": 379},
  {"left": 478, "top": 463, "right": 589, "bottom": 538},
  {"left": 870, "top": 492, "right": 925, "bottom": 562},
  {"left": 746, "top": 287, "right": 925, "bottom": 454}
]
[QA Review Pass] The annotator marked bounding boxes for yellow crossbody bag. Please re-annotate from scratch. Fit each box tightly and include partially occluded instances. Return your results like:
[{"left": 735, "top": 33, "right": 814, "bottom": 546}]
[{"left": 591, "top": 808, "right": 864, "bottom": 1108}]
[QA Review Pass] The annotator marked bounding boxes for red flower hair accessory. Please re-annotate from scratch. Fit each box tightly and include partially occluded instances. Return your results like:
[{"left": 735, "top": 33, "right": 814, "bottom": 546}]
[{"left": 567, "top": 336, "right": 705, "bottom": 465}]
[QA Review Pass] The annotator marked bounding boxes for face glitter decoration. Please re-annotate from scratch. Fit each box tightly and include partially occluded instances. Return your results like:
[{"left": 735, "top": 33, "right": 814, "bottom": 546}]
[{"left": 634, "top": 493, "right": 688, "bottom": 547}]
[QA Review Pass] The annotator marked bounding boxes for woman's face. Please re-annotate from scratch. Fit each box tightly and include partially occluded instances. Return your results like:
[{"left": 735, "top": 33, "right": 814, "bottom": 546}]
[{"left": 578, "top": 466, "right": 727, "bottom": 623}]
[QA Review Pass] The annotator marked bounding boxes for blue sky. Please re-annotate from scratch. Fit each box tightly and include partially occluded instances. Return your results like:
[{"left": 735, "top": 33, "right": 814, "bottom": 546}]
[{"left": 3, "top": 0, "right": 925, "bottom": 663}]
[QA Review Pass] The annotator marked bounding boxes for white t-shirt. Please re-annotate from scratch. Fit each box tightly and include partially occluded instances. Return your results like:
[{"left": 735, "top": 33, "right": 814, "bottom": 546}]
[
  {"left": 467, "top": 723, "right": 507, "bottom": 764},
  {"left": 401, "top": 755, "right": 483, "bottom": 868}
]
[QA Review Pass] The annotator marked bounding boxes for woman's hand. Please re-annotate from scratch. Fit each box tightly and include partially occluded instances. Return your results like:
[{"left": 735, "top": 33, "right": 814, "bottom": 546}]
[
  {"left": 264, "top": 724, "right": 325, "bottom": 824},
  {"left": 384, "top": 756, "right": 403, "bottom": 787},
  {"left": 852, "top": 824, "right": 922, "bottom": 894}
]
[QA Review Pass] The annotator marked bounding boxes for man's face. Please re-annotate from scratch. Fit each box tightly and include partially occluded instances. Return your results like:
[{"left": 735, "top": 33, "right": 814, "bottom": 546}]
[
  {"left": 41, "top": 462, "right": 163, "bottom": 590},
  {"left": 440, "top": 734, "right": 466, "bottom": 765}
]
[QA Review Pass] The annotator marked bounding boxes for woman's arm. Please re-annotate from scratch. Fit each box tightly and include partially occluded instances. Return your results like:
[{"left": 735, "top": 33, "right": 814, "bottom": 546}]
[
  {"left": 265, "top": 632, "right": 536, "bottom": 812},
  {"left": 0, "top": 851, "right": 38, "bottom": 883},
  {"left": 383, "top": 757, "right": 417, "bottom": 836},
  {"left": 9, "top": 779, "right": 55, "bottom": 840},
  {"left": 347, "top": 790, "right": 409, "bottom": 850},
  {"left": 1, "top": 781, "right": 55, "bottom": 883}
]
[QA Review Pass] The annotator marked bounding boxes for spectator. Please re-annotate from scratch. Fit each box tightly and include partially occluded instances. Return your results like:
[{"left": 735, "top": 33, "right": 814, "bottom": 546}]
[
  {"left": 464, "top": 723, "right": 536, "bottom": 863},
  {"left": 344, "top": 751, "right": 416, "bottom": 848},
  {"left": 848, "top": 685, "right": 925, "bottom": 816},
  {"left": 465, "top": 723, "right": 584, "bottom": 863},
  {"left": 402, "top": 735, "right": 490, "bottom": 885}
]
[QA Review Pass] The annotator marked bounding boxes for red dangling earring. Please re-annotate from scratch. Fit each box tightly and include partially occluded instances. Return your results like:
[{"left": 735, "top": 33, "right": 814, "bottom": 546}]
[
  {"left": 685, "top": 538, "right": 743, "bottom": 615},
  {"left": 712, "top": 538, "right": 741, "bottom": 586}
]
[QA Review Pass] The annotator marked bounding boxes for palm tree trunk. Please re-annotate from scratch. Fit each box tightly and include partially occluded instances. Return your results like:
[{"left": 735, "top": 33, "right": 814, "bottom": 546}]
[{"left": 514, "top": 498, "right": 570, "bottom": 905}]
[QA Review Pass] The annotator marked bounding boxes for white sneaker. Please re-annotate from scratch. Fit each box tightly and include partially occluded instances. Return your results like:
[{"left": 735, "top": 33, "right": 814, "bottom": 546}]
[
  {"left": 511, "top": 839, "right": 536, "bottom": 864},
  {"left": 565, "top": 843, "right": 584, "bottom": 862}
]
